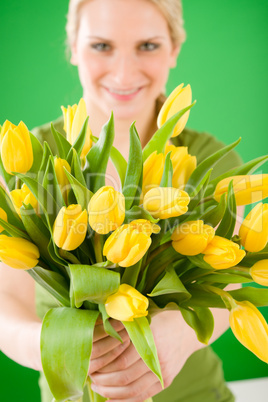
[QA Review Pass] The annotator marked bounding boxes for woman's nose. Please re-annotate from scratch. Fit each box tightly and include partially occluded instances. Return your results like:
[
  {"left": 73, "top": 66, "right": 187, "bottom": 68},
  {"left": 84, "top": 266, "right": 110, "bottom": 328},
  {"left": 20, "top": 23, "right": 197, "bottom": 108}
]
[{"left": 111, "top": 53, "right": 140, "bottom": 86}]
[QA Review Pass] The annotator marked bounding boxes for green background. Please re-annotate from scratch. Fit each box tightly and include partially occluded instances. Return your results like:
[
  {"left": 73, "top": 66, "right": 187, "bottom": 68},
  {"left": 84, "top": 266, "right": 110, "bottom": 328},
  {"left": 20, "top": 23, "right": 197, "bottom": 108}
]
[{"left": 0, "top": 0, "right": 267, "bottom": 400}]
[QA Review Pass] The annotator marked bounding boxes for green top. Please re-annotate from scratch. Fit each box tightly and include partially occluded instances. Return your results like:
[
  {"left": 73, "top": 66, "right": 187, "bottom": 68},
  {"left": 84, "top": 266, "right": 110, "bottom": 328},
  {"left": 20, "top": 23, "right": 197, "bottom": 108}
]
[{"left": 33, "top": 117, "right": 242, "bottom": 402}]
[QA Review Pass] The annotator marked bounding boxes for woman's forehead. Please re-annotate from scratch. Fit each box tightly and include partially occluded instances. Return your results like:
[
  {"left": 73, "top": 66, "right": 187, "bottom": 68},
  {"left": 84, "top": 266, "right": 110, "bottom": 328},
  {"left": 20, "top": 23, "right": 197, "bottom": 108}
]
[{"left": 78, "top": 0, "right": 170, "bottom": 38}]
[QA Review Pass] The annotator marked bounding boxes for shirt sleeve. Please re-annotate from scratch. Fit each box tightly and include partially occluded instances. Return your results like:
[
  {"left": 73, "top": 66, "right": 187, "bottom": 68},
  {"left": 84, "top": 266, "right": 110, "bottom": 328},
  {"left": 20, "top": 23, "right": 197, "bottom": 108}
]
[{"left": 171, "top": 127, "right": 243, "bottom": 180}]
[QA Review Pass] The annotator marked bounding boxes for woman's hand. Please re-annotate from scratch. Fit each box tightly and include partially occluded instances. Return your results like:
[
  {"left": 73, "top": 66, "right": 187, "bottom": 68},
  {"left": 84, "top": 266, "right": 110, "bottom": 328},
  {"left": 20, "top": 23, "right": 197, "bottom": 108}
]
[
  {"left": 90, "top": 310, "right": 201, "bottom": 402},
  {"left": 88, "top": 319, "right": 131, "bottom": 374}
]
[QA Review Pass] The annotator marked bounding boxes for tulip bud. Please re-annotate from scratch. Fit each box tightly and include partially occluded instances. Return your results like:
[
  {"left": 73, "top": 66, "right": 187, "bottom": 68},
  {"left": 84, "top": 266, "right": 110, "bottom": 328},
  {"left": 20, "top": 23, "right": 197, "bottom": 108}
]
[
  {"left": 157, "top": 83, "right": 192, "bottom": 137},
  {"left": 54, "top": 157, "right": 71, "bottom": 205},
  {"left": 250, "top": 260, "right": 268, "bottom": 287},
  {"left": 165, "top": 145, "right": 196, "bottom": 189},
  {"left": 103, "top": 220, "right": 153, "bottom": 267},
  {"left": 0, "top": 120, "right": 33, "bottom": 175},
  {"left": 142, "top": 151, "right": 165, "bottom": 196},
  {"left": 203, "top": 236, "right": 245, "bottom": 269},
  {"left": 229, "top": 300, "right": 268, "bottom": 363},
  {"left": 88, "top": 186, "right": 125, "bottom": 234},
  {"left": 214, "top": 174, "right": 268, "bottom": 206},
  {"left": 239, "top": 203, "right": 268, "bottom": 252},
  {"left": 10, "top": 183, "right": 39, "bottom": 216},
  {"left": 171, "top": 220, "right": 215, "bottom": 255},
  {"left": 143, "top": 187, "right": 190, "bottom": 219},
  {"left": 53, "top": 204, "right": 88, "bottom": 251},
  {"left": 0, "top": 235, "right": 40, "bottom": 269},
  {"left": 105, "top": 284, "right": 149, "bottom": 321},
  {"left": 129, "top": 219, "right": 160, "bottom": 236},
  {"left": 0, "top": 208, "right": 8, "bottom": 233},
  {"left": 61, "top": 98, "right": 92, "bottom": 159}
]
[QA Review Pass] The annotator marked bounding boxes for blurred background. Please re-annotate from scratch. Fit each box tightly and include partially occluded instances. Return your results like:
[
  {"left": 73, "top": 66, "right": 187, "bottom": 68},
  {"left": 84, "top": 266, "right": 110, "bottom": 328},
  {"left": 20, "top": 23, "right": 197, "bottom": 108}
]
[{"left": 0, "top": 0, "right": 267, "bottom": 400}]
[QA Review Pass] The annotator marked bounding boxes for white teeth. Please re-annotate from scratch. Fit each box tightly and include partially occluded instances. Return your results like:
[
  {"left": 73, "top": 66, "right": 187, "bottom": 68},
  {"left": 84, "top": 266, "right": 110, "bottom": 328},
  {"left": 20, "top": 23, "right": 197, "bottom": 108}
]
[{"left": 108, "top": 88, "right": 139, "bottom": 95}]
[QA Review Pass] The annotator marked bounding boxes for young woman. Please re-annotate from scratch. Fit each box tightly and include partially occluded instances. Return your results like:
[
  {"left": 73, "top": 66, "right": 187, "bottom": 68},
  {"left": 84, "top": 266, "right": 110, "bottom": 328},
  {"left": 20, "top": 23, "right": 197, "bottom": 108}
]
[{"left": 0, "top": 1, "right": 242, "bottom": 401}]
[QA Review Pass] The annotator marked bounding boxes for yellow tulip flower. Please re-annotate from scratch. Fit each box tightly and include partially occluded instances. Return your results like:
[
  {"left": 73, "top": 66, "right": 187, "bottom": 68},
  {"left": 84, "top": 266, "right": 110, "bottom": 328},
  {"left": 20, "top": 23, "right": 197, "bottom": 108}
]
[
  {"left": 203, "top": 236, "right": 245, "bottom": 269},
  {"left": 0, "top": 120, "right": 33, "bottom": 175},
  {"left": 250, "top": 260, "right": 268, "bottom": 287},
  {"left": 0, "top": 235, "right": 40, "bottom": 269},
  {"left": 61, "top": 98, "right": 92, "bottom": 159},
  {"left": 88, "top": 186, "right": 125, "bottom": 234},
  {"left": 239, "top": 203, "right": 268, "bottom": 252},
  {"left": 142, "top": 151, "right": 165, "bottom": 196},
  {"left": 165, "top": 145, "right": 196, "bottom": 188},
  {"left": 10, "top": 183, "right": 39, "bottom": 216},
  {"left": 171, "top": 220, "right": 215, "bottom": 255},
  {"left": 229, "top": 300, "right": 268, "bottom": 363},
  {"left": 53, "top": 204, "right": 88, "bottom": 251},
  {"left": 157, "top": 83, "right": 192, "bottom": 137},
  {"left": 128, "top": 219, "right": 160, "bottom": 236},
  {"left": 54, "top": 157, "right": 71, "bottom": 205},
  {"left": 143, "top": 187, "right": 190, "bottom": 219},
  {"left": 103, "top": 220, "right": 153, "bottom": 267},
  {"left": 105, "top": 284, "right": 149, "bottom": 321},
  {"left": 214, "top": 174, "right": 268, "bottom": 206},
  {"left": 0, "top": 208, "right": 8, "bottom": 233}
]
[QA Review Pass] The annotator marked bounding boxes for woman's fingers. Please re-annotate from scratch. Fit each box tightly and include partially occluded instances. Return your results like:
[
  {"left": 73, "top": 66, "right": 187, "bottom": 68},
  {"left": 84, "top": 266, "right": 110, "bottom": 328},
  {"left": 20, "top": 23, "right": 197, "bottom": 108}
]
[
  {"left": 96, "top": 342, "right": 140, "bottom": 373},
  {"left": 90, "top": 328, "right": 129, "bottom": 360},
  {"left": 108, "top": 381, "right": 163, "bottom": 402},
  {"left": 91, "top": 370, "right": 160, "bottom": 400},
  {"left": 89, "top": 337, "right": 131, "bottom": 374},
  {"left": 93, "top": 319, "right": 125, "bottom": 342},
  {"left": 91, "top": 358, "right": 148, "bottom": 386}
]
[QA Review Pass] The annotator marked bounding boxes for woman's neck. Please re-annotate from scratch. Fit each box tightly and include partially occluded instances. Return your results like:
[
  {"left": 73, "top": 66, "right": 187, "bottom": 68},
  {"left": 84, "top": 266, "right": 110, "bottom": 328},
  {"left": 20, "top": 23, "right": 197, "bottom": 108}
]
[{"left": 84, "top": 99, "right": 158, "bottom": 159}]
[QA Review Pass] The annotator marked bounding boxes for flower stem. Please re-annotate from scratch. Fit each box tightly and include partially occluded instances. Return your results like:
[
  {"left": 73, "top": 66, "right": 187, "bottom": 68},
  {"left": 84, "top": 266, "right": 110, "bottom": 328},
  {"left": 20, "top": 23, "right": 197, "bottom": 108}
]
[
  {"left": 203, "top": 284, "right": 237, "bottom": 310},
  {"left": 94, "top": 233, "right": 103, "bottom": 263}
]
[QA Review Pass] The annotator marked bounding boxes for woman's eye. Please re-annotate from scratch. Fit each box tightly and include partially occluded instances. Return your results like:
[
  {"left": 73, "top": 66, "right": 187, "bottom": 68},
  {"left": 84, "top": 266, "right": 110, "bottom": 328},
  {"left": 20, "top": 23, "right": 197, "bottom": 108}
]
[
  {"left": 91, "top": 43, "right": 111, "bottom": 52},
  {"left": 139, "top": 42, "right": 159, "bottom": 51}
]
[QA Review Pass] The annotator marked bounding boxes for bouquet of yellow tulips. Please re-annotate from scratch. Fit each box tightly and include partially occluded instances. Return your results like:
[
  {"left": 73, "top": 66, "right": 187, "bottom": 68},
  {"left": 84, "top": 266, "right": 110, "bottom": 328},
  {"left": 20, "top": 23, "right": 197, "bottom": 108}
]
[{"left": 0, "top": 83, "right": 268, "bottom": 402}]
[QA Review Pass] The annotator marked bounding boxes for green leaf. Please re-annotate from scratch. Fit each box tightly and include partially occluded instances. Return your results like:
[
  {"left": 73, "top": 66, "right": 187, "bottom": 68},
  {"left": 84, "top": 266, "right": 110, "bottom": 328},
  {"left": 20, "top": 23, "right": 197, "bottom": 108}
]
[
  {"left": 38, "top": 142, "right": 54, "bottom": 184},
  {"left": 122, "top": 258, "right": 143, "bottom": 288},
  {"left": 147, "top": 264, "right": 190, "bottom": 299},
  {"left": 69, "top": 264, "right": 120, "bottom": 307},
  {"left": 198, "top": 194, "right": 226, "bottom": 227},
  {"left": 122, "top": 123, "right": 143, "bottom": 210},
  {"left": 124, "top": 205, "right": 159, "bottom": 224},
  {"left": 160, "top": 152, "right": 173, "bottom": 187},
  {"left": 142, "top": 102, "right": 196, "bottom": 162},
  {"left": 230, "top": 286, "right": 268, "bottom": 306},
  {"left": 71, "top": 148, "right": 87, "bottom": 187},
  {"left": 123, "top": 317, "right": 163, "bottom": 386},
  {"left": 85, "top": 113, "right": 115, "bottom": 192},
  {"left": 201, "top": 272, "right": 252, "bottom": 284},
  {"left": 28, "top": 266, "right": 70, "bottom": 307},
  {"left": 91, "top": 134, "right": 127, "bottom": 188},
  {"left": 51, "top": 123, "right": 72, "bottom": 160},
  {"left": 28, "top": 131, "right": 43, "bottom": 176},
  {"left": 0, "top": 184, "right": 24, "bottom": 230},
  {"left": 215, "top": 180, "right": 236, "bottom": 239},
  {"left": 180, "top": 306, "right": 214, "bottom": 344},
  {"left": 20, "top": 204, "right": 60, "bottom": 268},
  {"left": 69, "top": 117, "right": 89, "bottom": 159},
  {"left": 188, "top": 255, "right": 213, "bottom": 270},
  {"left": 16, "top": 173, "right": 60, "bottom": 231},
  {"left": 242, "top": 251, "right": 268, "bottom": 266},
  {"left": 43, "top": 156, "right": 65, "bottom": 207},
  {"left": 184, "top": 138, "right": 241, "bottom": 195},
  {"left": 41, "top": 307, "right": 99, "bottom": 402},
  {"left": 0, "top": 217, "right": 29, "bottom": 239},
  {"left": 64, "top": 168, "right": 93, "bottom": 210},
  {"left": 0, "top": 155, "right": 15, "bottom": 191},
  {"left": 98, "top": 303, "right": 122, "bottom": 343}
]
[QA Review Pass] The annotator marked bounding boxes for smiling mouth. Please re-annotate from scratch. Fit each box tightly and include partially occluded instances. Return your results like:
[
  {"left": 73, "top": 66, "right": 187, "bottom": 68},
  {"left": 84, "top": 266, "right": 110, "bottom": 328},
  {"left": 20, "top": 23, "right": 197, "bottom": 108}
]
[{"left": 105, "top": 87, "right": 142, "bottom": 95}]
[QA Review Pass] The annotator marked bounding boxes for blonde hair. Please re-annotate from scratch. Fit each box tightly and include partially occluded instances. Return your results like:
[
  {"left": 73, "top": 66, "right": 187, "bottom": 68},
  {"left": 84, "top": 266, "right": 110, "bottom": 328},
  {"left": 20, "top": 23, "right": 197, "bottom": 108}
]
[{"left": 66, "top": 0, "right": 186, "bottom": 49}]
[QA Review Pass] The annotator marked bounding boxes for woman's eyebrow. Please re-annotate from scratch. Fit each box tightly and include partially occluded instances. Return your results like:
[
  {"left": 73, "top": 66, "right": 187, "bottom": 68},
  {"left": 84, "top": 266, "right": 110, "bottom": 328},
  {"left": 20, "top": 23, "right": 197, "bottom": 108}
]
[{"left": 86, "top": 35, "right": 166, "bottom": 43}]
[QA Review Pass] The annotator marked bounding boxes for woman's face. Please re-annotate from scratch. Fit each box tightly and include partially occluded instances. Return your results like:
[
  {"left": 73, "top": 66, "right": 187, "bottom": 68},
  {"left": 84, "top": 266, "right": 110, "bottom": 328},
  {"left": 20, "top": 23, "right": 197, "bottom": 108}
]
[
  {"left": 71, "top": 0, "right": 180, "bottom": 120},
  {"left": 71, "top": 0, "right": 178, "bottom": 119}
]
